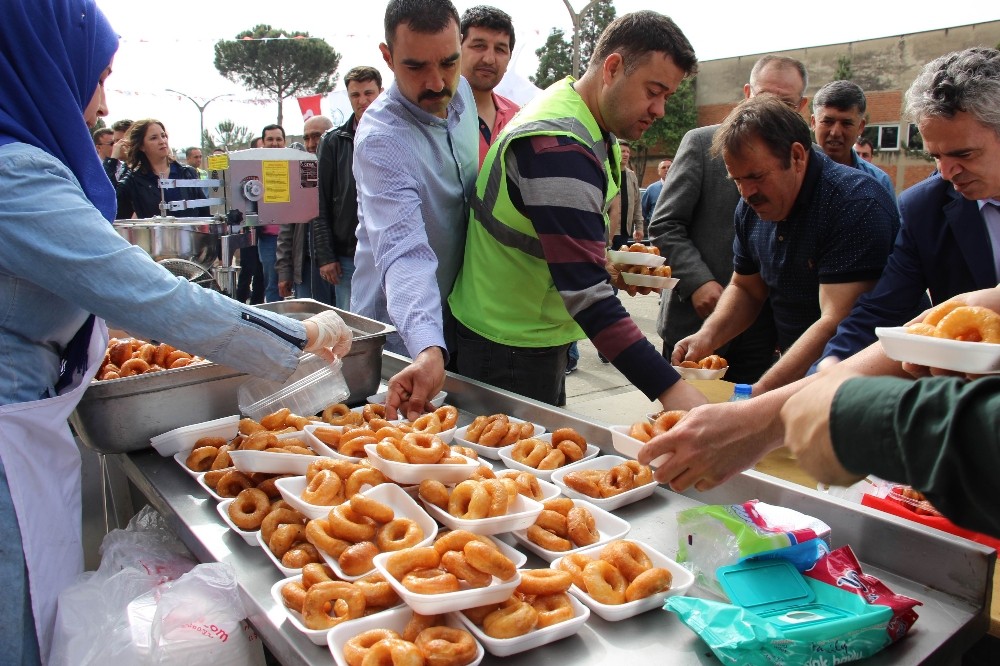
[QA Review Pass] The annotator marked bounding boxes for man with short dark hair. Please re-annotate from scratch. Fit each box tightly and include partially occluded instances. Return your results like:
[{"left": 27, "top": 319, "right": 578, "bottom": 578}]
[
  {"left": 257, "top": 124, "right": 285, "bottom": 302},
  {"left": 672, "top": 95, "right": 899, "bottom": 393},
  {"left": 810, "top": 80, "right": 895, "bottom": 198},
  {"left": 460, "top": 5, "right": 518, "bottom": 166},
  {"left": 608, "top": 140, "right": 643, "bottom": 247},
  {"left": 355, "top": 0, "right": 479, "bottom": 420},
  {"left": 92, "top": 127, "right": 113, "bottom": 160},
  {"left": 314, "top": 66, "right": 384, "bottom": 308},
  {"left": 102, "top": 118, "right": 132, "bottom": 183},
  {"left": 261, "top": 124, "right": 285, "bottom": 148},
  {"left": 277, "top": 115, "right": 334, "bottom": 299},
  {"left": 650, "top": 55, "right": 810, "bottom": 384},
  {"left": 640, "top": 158, "right": 670, "bottom": 228},
  {"left": 447, "top": 11, "right": 707, "bottom": 411},
  {"left": 183, "top": 146, "right": 206, "bottom": 181},
  {"left": 854, "top": 136, "right": 874, "bottom": 162},
  {"left": 250, "top": 137, "right": 263, "bottom": 148}
]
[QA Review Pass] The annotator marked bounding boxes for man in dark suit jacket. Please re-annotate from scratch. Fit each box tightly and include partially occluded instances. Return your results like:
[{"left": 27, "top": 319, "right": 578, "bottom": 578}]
[
  {"left": 819, "top": 172, "right": 997, "bottom": 364},
  {"left": 650, "top": 55, "right": 810, "bottom": 383}
]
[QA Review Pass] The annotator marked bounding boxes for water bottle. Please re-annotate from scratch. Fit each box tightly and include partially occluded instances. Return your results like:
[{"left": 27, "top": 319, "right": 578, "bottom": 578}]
[{"left": 729, "top": 383, "right": 752, "bottom": 402}]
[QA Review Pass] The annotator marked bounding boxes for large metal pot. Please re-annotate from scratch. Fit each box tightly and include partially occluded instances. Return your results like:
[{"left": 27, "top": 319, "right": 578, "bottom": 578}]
[
  {"left": 71, "top": 300, "right": 394, "bottom": 454},
  {"left": 113, "top": 218, "right": 221, "bottom": 269}
]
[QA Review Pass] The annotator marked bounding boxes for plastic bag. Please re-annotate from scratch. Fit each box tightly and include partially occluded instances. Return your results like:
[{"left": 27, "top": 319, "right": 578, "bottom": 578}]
[
  {"left": 665, "top": 546, "right": 920, "bottom": 665},
  {"left": 675, "top": 500, "right": 831, "bottom": 595},
  {"left": 51, "top": 507, "right": 264, "bottom": 666}
]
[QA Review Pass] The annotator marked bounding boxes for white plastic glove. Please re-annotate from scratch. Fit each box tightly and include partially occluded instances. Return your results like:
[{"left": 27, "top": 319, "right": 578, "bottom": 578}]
[{"left": 303, "top": 310, "right": 353, "bottom": 360}]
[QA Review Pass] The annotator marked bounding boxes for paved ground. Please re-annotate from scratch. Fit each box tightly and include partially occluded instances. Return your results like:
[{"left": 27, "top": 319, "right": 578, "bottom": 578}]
[{"left": 563, "top": 290, "right": 687, "bottom": 424}]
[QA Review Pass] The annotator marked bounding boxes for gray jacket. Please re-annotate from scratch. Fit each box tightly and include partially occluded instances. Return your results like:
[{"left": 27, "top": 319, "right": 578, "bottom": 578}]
[{"left": 649, "top": 125, "right": 740, "bottom": 346}]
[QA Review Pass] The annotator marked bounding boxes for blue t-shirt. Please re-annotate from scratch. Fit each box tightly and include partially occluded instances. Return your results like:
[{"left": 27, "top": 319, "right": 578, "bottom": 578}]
[{"left": 733, "top": 149, "right": 899, "bottom": 350}]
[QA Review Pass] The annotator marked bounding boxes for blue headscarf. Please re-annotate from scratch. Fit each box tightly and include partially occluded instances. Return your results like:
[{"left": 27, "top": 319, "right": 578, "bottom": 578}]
[{"left": 0, "top": 0, "right": 119, "bottom": 221}]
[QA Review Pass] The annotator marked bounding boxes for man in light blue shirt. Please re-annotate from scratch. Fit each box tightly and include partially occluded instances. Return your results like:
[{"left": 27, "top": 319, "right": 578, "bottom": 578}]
[
  {"left": 810, "top": 80, "right": 897, "bottom": 201},
  {"left": 352, "top": 0, "right": 478, "bottom": 419}
]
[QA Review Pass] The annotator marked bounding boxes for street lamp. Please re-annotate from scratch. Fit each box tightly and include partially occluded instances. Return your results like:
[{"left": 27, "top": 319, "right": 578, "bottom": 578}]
[{"left": 165, "top": 88, "right": 234, "bottom": 158}]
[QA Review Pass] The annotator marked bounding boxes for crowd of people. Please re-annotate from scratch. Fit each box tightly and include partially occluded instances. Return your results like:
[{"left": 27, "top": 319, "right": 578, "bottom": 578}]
[{"left": 3, "top": 0, "right": 1000, "bottom": 660}]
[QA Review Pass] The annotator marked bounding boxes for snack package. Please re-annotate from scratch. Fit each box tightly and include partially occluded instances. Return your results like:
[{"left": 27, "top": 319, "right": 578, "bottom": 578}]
[
  {"left": 665, "top": 546, "right": 921, "bottom": 665},
  {"left": 676, "top": 500, "right": 831, "bottom": 595}
]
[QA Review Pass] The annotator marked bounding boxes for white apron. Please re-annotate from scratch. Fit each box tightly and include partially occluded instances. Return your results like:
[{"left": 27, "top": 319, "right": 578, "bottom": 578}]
[{"left": 0, "top": 318, "right": 108, "bottom": 663}]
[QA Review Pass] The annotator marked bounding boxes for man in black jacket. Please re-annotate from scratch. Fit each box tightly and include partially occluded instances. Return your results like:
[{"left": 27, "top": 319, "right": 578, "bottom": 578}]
[{"left": 313, "top": 66, "right": 384, "bottom": 308}]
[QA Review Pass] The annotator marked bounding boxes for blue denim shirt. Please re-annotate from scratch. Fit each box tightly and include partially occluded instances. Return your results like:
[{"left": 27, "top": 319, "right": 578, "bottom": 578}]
[
  {"left": 351, "top": 78, "right": 478, "bottom": 358},
  {"left": 0, "top": 143, "right": 307, "bottom": 405}
]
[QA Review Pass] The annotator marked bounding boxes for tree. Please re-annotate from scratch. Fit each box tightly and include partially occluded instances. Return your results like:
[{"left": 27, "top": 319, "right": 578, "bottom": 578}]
[
  {"left": 576, "top": 0, "right": 617, "bottom": 74},
  {"left": 632, "top": 78, "right": 697, "bottom": 180},
  {"left": 531, "top": 29, "right": 573, "bottom": 88},
  {"left": 214, "top": 25, "right": 341, "bottom": 125},
  {"left": 202, "top": 119, "right": 255, "bottom": 152},
  {"left": 834, "top": 55, "right": 853, "bottom": 81},
  {"left": 532, "top": 0, "right": 616, "bottom": 85}
]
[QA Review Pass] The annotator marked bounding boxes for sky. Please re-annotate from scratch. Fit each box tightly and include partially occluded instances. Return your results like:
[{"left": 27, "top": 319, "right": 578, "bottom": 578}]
[{"left": 95, "top": 0, "right": 998, "bottom": 148}]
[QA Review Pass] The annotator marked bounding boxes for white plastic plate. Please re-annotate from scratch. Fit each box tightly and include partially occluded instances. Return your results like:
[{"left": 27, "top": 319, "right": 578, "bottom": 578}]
[
  {"left": 510, "top": 499, "right": 630, "bottom": 563},
  {"left": 151, "top": 414, "right": 239, "bottom": 457},
  {"left": 609, "top": 425, "right": 672, "bottom": 468},
  {"left": 363, "top": 444, "right": 478, "bottom": 486},
  {"left": 217, "top": 499, "right": 261, "bottom": 546},
  {"left": 316, "top": 483, "right": 438, "bottom": 581},
  {"left": 420, "top": 492, "right": 544, "bottom": 536},
  {"left": 495, "top": 471, "right": 562, "bottom": 502},
  {"left": 433, "top": 530, "right": 528, "bottom": 569},
  {"left": 327, "top": 606, "right": 483, "bottom": 666},
  {"left": 621, "top": 273, "right": 679, "bottom": 290},
  {"left": 550, "top": 455, "right": 657, "bottom": 511},
  {"left": 672, "top": 365, "right": 728, "bottom": 380},
  {"left": 274, "top": 475, "right": 338, "bottom": 521},
  {"left": 367, "top": 390, "right": 448, "bottom": 408},
  {"left": 269, "top": 576, "right": 402, "bottom": 646},
  {"left": 497, "top": 436, "right": 600, "bottom": 482},
  {"left": 194, "top": 472, "right": 226, "bottom": 502},
  {"left": 229, "top": 431, "right": 321, "bottom": 475},
  {"left": 300, "top": 424, "right": 358, "bottom": 460},
  {"left": 256, "top": 528, "right": 308, "bottom": 577},
  {"left": 606, "top": 250, "right": 666, "bottom": 267},
  {"left": 372, "top": 551, "right": 521, "bottom": 615},
  {"left": 173, "top": 450, "right": 206, "bottom": 479},
  {"left": 876, "top": 325, "right": 1000, "bottom": 374},
  {"left": 455, "top": 590, "right": 590, "bottom": 657},
  {"left": 452, "top": 417, "right": 546, "bottom": 460},
  {"left": 551, "top": 538, "right": 694, "bottom": 621}
]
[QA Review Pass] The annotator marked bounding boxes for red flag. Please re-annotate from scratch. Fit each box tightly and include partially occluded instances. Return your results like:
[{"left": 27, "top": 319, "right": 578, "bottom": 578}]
[{"left": 297, "top": 95, "right": 322, "bottom": 120}]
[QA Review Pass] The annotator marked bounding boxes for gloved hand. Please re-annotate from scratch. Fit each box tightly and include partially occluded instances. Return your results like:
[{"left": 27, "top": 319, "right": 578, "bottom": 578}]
[{"left": 303, "top": 310, "right": 353, "bottom": 360}]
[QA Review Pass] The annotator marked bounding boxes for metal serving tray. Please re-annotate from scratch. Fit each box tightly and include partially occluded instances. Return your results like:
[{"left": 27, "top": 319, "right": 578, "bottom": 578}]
[
  {"left": 71, "top": 300, "right": 393, "bottom": 454},
  {"left": 114, "top": 351, "right": 994, "bottom": 666}
]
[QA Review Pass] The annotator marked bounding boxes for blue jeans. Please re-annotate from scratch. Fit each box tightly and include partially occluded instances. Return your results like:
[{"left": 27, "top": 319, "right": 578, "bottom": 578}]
[
  {"left": 257, "top": 234, "right": 280, "bottom": 303},
  {"left": 335, "top": 254, "right": 356, "bottom": 312},
  {"left": 454, "top": 322, "right": 570, "bottom": 406},
  {"left": 0, "top": 458, "right": 42, "bottom": 665},
  {"left": 293, "top": 256, "right": 313, "bottom": 299}
]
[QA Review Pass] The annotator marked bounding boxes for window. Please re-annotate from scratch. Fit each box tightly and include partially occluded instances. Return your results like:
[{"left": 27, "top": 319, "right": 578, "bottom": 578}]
[
  {"left": 862, "top": 124, "right": 901, "bottom": 152},
  {"left": 907, "top": 124, "right": 923, "bottom": 151}
]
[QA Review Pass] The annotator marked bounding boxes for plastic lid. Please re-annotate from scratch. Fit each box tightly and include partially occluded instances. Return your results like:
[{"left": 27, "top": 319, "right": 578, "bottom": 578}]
[
  {"left": 716, "top": 559, "right": 814, "bottom": 614},
  {"left": 733, "top": 383, "right": 753, "bottom": 396}
]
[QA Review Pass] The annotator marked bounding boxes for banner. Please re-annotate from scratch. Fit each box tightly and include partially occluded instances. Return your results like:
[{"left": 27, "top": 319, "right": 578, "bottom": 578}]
[{"left": 296, "top": 95, "right": 323, "bottom": 120}]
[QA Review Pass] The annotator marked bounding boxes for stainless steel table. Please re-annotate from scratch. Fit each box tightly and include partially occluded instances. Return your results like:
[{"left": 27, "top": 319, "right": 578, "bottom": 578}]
[{"left": 117, "top": 353, "right": 994, "bottom": 665}]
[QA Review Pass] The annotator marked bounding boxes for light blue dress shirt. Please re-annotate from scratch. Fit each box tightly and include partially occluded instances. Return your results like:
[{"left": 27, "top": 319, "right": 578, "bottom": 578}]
[
  {"left": 0, "top": 143, "right": 308, "bottom": 405},
  {"left": 350, "top": 78, "right": 478, "bottom": 358},
  {"left": 853, "top": 148, "right": 897, "bottom": 206}
]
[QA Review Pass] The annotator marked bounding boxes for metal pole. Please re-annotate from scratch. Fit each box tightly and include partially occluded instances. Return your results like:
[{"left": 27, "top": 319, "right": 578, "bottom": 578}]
[{"left": 165, "top": 89, "right": 233, "bottom": 157}]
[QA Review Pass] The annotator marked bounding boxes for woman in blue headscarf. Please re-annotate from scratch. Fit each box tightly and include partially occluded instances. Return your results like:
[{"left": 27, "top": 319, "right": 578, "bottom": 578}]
[{"left": 0, "top": 2, "right": 352, "bottom": 661}]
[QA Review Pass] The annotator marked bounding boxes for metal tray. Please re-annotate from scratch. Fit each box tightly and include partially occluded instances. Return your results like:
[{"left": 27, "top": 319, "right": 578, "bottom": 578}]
[{"left": 71, "top": 300, "right": 393, "bottom": 454}]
